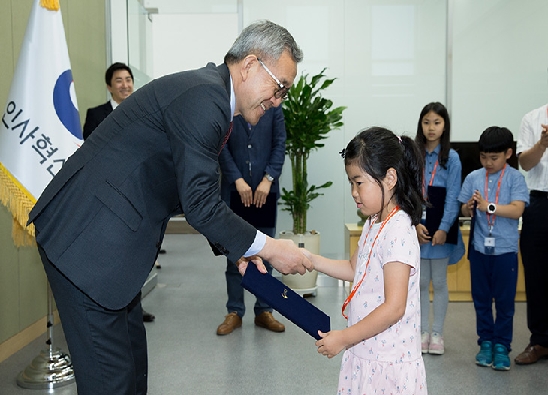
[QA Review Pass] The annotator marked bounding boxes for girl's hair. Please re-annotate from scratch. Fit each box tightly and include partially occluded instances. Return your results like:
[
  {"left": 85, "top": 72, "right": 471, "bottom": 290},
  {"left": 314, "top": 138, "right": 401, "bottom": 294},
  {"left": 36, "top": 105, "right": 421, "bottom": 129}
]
[
  {"left": 415, "top": 102, "right": 451, "bottom": 169},
  {"left": 343, "top": 127, "right": 425, "bottom": 225}
]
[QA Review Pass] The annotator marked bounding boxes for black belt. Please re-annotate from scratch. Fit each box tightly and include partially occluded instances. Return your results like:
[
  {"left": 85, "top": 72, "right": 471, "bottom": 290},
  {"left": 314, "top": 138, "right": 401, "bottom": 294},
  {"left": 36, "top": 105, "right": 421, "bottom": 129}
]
[{"left": 530, "top": 190, "right": 548, "bottom": 198}]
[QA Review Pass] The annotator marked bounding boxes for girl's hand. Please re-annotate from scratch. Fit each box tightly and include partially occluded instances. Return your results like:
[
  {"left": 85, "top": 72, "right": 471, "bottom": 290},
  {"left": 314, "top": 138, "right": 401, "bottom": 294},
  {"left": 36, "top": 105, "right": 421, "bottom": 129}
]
[
  {"left": 431, "top": 229, "right": 447, "bottom": 246},
  {"left": 315, "top": 330, "right": 347, "bottom": 359},
  {"left": 299, "top": 248, "right": 316, "bottom": 271},
  {"left": 236, "top": 256, "right": 266, "bottom": 276},
  {"left": 415, "top": 224, "right": 431, "bottom": 245}
]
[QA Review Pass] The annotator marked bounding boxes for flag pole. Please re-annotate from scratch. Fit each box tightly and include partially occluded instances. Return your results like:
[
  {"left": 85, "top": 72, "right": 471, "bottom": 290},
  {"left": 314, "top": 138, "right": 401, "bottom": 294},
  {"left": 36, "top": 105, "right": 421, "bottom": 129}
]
[
  {"left": 16, "top": 281, "right": 75, "bottom": 389},
  {"left": 2, "top": 0, "right": 82, "bottom": 388}
]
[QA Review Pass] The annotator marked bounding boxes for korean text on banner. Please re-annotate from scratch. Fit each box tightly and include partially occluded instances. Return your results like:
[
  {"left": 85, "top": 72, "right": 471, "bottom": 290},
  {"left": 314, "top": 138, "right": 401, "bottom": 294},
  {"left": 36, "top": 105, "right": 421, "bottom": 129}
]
[{"left": 0, "top": 0, "right": 83, "bottom": 245}]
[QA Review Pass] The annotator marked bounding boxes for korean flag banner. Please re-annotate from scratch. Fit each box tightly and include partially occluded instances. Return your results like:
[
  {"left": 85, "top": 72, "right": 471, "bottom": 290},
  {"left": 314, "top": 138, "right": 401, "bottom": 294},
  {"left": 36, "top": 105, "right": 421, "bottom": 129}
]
[{"left": 0, "top": 0, "right": 83, "bottom": 245}]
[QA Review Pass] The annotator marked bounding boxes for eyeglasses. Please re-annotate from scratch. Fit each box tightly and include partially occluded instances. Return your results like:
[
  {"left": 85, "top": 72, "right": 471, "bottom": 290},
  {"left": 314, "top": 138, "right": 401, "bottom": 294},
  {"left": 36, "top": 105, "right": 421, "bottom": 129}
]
[{"left": 257, "top": 58, "right": 289, "bottom": 100}]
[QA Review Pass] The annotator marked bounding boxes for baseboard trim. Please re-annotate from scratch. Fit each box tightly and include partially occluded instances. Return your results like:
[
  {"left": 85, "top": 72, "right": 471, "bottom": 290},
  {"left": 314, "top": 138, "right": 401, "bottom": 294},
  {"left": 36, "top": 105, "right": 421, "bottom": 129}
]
[{"left": 0, "top": 312, "right": 60, "bottom": 364}]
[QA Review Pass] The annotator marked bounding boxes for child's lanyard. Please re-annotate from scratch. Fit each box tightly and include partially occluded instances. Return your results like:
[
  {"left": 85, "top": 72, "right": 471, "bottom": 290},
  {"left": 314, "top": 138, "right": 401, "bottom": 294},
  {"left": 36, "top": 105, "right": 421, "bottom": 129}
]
[
  {"left": 422, "top": 159, "right": 438, "bottom": 198},
  {"left": 341, "top": 205, "right": 400, "bottom": 319},
  {"left": 484, "top": 164, "right": 506, "bottom": 235}
]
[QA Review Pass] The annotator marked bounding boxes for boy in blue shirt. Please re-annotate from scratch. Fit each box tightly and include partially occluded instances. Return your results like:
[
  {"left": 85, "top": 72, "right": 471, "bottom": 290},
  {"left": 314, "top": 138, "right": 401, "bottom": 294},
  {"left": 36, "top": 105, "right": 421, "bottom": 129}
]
[{"left": 458, "top": 126, "right": 529, "bottom": 371}]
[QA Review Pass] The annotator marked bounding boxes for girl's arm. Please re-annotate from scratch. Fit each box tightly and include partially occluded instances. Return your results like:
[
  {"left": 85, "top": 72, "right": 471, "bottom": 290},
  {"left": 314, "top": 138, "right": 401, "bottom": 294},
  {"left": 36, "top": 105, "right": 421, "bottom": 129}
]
[
  {"left": 302, "top": 248, "right": 356, "bottom": 282},
  {"left": 432, "top": 153, "right": 462, "bottom": 245},
  {"left": 316, "top": 261, "right": 411, "bottom": 358}
]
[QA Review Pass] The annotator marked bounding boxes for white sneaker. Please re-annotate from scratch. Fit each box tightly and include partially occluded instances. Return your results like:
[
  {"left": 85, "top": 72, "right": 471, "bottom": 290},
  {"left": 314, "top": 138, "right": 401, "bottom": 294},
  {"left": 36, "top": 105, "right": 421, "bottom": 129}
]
[
  {"left": 429, "top": 332, "right": 445, "bottom": 354},
  {"left": 421, "top": 332, "right": 430, "bottom": 354}
]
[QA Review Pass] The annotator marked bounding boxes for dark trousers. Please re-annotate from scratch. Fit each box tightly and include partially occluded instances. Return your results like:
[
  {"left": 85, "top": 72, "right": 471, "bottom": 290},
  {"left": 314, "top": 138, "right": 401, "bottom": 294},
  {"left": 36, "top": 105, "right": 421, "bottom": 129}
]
[
  {"left": 225, "top": 226, "right": 275, "bottom": 317},
  {"left": 469, "top": 248, "right": 518, "bottom": 351},
  {"left": 39, "top": 246, "right": 148, "bottom": 395},
  {"left": 520, "top": 194, "right": 548, "bottom": 347}
]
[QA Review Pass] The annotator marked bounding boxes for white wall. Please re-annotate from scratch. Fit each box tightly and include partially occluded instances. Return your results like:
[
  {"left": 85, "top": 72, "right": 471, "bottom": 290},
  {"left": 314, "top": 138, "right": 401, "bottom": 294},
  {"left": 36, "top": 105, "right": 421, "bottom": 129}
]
[
  {"left": 112, "top": 0, "right": 548, "bottom": 261},
  {"left": 151, "top": 14, "right": 238, "bottom": 78},
  {"left": 452, "top": 0, "right": 548, "bottom": 140}
]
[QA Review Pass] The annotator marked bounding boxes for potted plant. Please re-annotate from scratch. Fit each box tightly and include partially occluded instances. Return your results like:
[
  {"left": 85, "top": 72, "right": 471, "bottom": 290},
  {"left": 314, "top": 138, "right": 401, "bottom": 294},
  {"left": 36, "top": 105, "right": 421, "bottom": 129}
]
[{"left": 279, "top": 68, "right": 346, "bottom": 294}]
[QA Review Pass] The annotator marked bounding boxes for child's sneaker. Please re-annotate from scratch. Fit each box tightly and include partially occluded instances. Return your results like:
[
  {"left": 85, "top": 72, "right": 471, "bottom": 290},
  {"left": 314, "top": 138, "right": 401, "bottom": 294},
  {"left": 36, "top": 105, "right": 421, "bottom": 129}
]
[
  {"left": 429, "top": 332, "right": 444, "bottom": 354},
  {"left": 476, "top": 341, "right": 493, "bottom": 367},
  {"left": 421, "top": 332, "right": 430, "bottom": 354},
  {"left": 492, "top": 343, "right": 511, "bottom": 371}
]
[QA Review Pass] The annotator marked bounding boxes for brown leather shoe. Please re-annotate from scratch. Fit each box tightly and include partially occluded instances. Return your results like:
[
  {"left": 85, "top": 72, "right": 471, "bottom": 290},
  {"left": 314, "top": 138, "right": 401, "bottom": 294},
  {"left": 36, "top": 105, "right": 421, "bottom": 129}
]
[
  {"left": 216, "top": 312, "right": 242, "bottom": 335},
  {"left": 514, "top": 344, "right": 548, "bottom": 365},
  {"left": 254, "top": 312, "right": 285, "bottom": 333}
]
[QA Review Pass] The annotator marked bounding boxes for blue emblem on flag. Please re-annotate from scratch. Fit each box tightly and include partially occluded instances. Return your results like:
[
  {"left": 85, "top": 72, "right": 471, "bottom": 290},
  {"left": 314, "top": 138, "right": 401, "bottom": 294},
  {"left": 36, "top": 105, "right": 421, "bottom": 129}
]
[{"left": 53, "top": 69, "right": 82, "bottom": 140}]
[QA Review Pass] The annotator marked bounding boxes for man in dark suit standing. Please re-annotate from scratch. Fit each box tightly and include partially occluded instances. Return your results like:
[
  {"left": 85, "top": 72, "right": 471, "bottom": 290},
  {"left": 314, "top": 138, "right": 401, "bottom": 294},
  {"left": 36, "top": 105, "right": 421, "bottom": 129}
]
[
  {"left": 216, "top": 106, "right": 286, "bottom": 335},
  {"left": 82, "top": 62, "right": 156, "bottom": 323},
  {"left": 28, "top": 20, "right": 311, "bottom": 394},
  {"left": 83, "top": 62, "right": 134, "bottom": 140}
]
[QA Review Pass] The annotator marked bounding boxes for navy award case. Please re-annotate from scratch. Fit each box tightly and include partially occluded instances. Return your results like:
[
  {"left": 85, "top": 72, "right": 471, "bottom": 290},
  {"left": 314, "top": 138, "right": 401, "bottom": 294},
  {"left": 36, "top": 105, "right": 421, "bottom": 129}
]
[{"left": 241, "top": 263, "right": 330, "bottom": 340}]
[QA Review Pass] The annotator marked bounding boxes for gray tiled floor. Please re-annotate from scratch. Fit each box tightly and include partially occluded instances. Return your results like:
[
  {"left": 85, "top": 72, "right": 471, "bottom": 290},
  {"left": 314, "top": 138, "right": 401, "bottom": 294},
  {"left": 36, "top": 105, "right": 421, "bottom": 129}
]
[{"left": 1, "top": 233, "right": 547, "bottom": 394}]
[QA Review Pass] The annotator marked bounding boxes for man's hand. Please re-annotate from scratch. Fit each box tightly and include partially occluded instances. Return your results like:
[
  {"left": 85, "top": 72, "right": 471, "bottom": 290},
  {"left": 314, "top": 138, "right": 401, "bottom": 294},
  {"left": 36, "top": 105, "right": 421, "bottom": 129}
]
[
  {"left": 235, "top": 178, "right": 252, "bottom": 207},
  {"left": 539, "top": 125, "right": 548, "bottom": 149},
  {"left": 258, "top": 237, "right": 313, "bottom": 274},
  {"left": 253, "top": 179, "right": 272, "bottom": 208}
]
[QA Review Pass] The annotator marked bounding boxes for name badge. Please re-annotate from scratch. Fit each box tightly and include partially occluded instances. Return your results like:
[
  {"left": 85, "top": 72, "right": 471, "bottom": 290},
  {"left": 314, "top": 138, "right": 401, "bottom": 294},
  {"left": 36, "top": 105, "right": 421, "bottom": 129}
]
[
  {"left": 421, "top": 207, "right": 426, "bottom": 221},
  {"left": 484, "top": 237, "right": 495, "bottom": 255}
]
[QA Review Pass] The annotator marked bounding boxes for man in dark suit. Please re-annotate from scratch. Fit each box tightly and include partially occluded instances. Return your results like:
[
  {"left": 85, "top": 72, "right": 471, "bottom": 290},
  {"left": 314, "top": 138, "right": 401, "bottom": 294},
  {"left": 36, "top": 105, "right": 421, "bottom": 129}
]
[
  {"left": 216, "top": 106, "right": 286, "bottom": 335},
  {"left": 82, "top": 62, "right": 156, "bottom": 323},
  {"left": 82, "top": 62, "right": 134, "bottom": 140},
  {"left": 28, "top": 20, "right": 310, "bottom": 394}
]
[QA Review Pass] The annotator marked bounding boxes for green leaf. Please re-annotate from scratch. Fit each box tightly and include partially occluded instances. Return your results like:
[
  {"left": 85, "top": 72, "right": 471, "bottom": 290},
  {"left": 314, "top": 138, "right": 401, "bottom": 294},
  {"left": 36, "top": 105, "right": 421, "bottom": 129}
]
[{"left": 281, "top": 69, "right": 346, "bottom": 234}]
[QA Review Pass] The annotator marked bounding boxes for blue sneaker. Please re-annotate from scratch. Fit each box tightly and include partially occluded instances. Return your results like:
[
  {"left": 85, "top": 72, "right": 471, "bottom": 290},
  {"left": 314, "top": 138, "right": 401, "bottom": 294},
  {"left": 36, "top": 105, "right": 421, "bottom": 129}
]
[
  {"left": 476, "top": 341, "right": 493, "bottom": 367},
  {"left": 492, "top": 343, "right": 511, "bottom": 371}
]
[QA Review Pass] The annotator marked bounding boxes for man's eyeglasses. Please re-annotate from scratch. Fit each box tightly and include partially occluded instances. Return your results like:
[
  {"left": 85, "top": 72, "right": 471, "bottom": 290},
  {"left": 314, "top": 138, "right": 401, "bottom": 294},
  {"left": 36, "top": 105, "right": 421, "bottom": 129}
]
[{"left": 257, "top": 58, "right": 289, "bottom": 100}]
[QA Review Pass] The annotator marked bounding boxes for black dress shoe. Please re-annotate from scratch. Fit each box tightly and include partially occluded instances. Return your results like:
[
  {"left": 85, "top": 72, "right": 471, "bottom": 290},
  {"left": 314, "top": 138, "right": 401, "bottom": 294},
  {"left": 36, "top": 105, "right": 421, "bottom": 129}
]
[{"left": 143, "top": 310, "right": 155, "bottom": 322}]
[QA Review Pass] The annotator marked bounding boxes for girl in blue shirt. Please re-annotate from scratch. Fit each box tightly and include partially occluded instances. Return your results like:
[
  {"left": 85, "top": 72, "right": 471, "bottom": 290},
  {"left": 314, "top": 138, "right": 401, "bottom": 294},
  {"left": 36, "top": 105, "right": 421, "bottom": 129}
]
[{"left": 414, "top": 102, "right": 463, "bottom": 355}]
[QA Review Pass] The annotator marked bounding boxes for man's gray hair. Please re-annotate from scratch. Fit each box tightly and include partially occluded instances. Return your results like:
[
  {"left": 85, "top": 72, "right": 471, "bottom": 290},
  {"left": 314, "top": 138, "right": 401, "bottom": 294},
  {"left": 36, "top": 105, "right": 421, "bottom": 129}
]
[{"left": 224, "top": 20, "right": 303, "bottom": 64}]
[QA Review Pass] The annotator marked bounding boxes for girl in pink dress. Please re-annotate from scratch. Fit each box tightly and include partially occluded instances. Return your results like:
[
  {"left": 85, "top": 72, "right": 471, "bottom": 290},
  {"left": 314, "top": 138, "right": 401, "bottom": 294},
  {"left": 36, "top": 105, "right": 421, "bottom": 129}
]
[{"left": 304, "top": 127, "right": 428, "bottom": 394}]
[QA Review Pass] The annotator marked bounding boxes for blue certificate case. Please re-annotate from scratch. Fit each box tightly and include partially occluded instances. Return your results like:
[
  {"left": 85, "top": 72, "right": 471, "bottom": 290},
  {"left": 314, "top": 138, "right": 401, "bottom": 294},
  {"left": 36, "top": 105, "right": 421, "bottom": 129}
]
[
  {"left": 241, "top": 263, "right": 330, "bottom": 340},
  {"left": 425, "top": 185, "right": 459, "bottom": 244}
]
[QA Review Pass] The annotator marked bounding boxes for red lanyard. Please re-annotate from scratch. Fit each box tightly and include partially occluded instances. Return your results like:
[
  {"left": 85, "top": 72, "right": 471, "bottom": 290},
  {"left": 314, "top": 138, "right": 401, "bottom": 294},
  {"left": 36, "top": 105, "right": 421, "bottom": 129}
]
[
  {"left": 484, "top": 164, "right": 506, "bottom": 232},
  {"left": 342, "top": 205, "right": 400, "bottom": 319},
  {"left": 422, "top": 159, "right": 438, "bottom": 198}
]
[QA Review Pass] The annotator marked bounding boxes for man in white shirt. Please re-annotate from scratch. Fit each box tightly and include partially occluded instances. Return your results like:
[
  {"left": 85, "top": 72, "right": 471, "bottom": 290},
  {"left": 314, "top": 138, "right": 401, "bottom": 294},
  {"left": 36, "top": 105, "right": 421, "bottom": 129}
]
[{"left": 515, "top": 103, "right": 548, "bottom": 364}]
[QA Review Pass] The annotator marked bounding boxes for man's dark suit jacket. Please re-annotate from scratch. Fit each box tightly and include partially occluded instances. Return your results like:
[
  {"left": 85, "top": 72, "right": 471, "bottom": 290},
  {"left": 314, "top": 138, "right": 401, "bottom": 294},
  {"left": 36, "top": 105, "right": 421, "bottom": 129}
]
[
  {"left": 83, "top": 101, "right": 113, "bottom": 140},
  {"left": 219, "top": 106, "right": 286, "bottom": 204},
  {"left": 28, "top": 63, "right": 257, "bottom": 310},
  {"left": 219, "top": 106, "right": 285, "bottom": 230}
]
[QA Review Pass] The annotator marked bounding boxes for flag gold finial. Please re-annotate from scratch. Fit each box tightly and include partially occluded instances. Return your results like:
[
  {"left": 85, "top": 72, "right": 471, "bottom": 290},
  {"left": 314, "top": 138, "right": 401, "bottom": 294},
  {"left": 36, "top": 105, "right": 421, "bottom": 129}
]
[{"left": 40, "top": 0, "right": 60, "bottom": 11}]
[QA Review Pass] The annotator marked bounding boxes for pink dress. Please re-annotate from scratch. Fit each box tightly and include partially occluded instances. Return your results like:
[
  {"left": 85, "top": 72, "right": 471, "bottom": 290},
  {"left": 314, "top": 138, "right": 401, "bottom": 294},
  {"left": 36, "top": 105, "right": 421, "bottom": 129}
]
[{"left": 338, "top": 211, "right": 427, "bottom": 394}]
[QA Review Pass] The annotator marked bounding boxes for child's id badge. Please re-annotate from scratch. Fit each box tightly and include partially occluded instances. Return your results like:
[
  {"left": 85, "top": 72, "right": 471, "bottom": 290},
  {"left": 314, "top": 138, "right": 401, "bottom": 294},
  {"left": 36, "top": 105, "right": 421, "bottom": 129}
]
[{"left": 484, "top": 237, "right": 495, "bottom": 255}]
